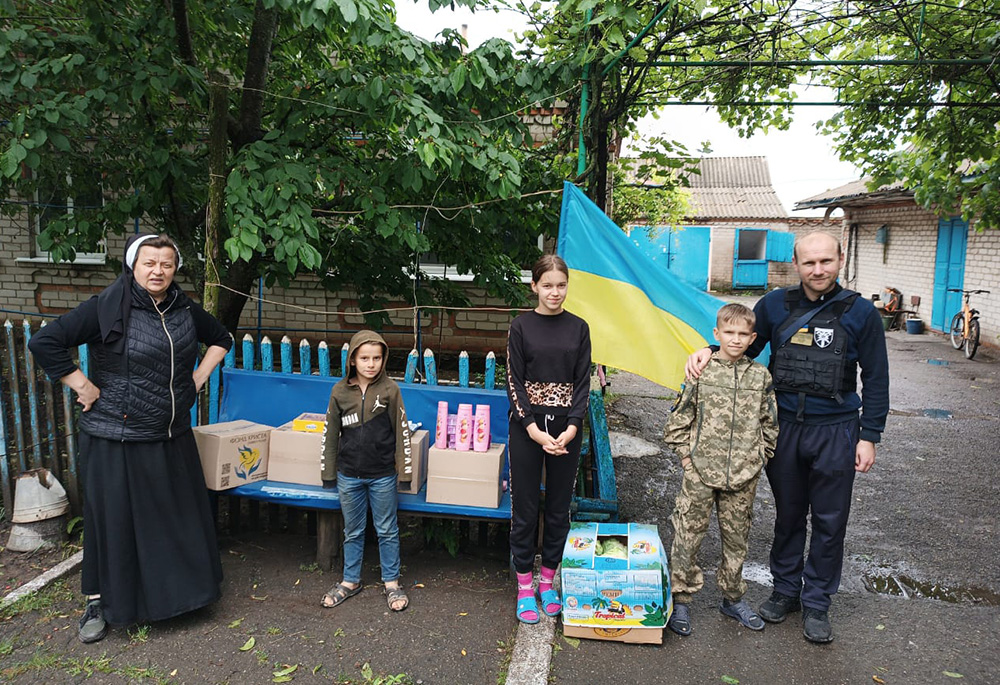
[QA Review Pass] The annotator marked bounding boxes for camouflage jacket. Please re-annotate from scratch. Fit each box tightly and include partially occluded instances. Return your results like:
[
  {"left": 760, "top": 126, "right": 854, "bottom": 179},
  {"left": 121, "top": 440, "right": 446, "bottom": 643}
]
[{"left": 664, "top": 353, "right": 778, "bottom": 490}]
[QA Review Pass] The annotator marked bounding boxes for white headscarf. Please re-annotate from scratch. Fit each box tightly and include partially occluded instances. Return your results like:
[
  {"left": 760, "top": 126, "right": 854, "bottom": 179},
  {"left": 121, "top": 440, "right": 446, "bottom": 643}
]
[{"left": 125, "top": 234, "right": 183, "bottom": 270}]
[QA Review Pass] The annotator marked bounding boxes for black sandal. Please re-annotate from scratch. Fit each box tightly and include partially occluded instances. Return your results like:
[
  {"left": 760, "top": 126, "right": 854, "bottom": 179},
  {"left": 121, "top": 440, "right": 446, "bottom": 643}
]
[
  {"left": 385, "top": 586, "right": 409, "bottom": 612},
  {"left": 321, "top": 582, "right": 362, "bottom": 608}
]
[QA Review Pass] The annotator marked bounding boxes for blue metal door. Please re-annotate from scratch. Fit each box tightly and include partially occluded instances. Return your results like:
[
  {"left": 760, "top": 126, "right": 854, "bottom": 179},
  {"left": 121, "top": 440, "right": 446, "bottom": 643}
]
[
  {"left": 931, "top": 218, "right": 968, "bottom": 331},
  {"left": 629, "top": 225, "right": 710, "bottom": 290},
  {"left": 733, "top": 228, "right": 768, "bottom": 289}
]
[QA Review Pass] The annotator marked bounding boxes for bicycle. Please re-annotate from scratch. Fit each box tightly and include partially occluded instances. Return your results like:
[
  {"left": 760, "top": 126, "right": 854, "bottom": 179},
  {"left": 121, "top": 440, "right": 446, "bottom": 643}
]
[{"left": 948, "top": 288, "right": 991, "bottom": 359}]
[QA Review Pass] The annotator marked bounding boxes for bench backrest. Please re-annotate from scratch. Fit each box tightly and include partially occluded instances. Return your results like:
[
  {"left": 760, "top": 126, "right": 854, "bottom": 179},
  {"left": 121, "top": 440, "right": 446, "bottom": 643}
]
[{"left": 219, "top": 368, "right": 511, "bottom": 445}]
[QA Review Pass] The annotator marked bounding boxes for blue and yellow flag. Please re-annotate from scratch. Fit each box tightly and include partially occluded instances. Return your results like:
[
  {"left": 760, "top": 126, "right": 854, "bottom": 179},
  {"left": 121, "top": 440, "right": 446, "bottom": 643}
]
[{"left": 557, "top": 182, "right": 723, "bottom": 391}]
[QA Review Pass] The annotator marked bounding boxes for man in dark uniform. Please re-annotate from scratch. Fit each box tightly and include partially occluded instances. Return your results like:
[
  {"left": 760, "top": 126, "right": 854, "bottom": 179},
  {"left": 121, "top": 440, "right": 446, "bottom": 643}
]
[{"left": 685, "top": 231, "right": 889, "bottom": 643}]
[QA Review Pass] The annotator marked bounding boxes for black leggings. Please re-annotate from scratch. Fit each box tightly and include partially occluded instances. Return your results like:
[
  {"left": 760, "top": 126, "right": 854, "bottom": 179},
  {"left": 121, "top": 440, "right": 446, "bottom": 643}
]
[{"left": 508, "top": 414, "right": 583, "bottom": 574}]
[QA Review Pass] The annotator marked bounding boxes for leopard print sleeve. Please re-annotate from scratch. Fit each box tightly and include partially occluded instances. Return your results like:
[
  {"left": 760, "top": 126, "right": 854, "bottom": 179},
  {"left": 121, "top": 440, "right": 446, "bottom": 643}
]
[{"left": 506, "top": 319, "right": 534, "bottom": 427}]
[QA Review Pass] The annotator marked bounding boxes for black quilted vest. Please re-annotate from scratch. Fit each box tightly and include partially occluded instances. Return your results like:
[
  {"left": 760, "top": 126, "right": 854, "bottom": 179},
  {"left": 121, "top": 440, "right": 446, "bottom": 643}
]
[{"left": 81, "top": 283, "right": 199, "bottom": 442}]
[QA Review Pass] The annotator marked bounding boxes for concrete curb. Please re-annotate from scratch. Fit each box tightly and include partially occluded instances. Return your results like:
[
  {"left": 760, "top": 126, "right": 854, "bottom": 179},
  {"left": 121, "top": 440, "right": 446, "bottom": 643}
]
[
  {"left": 0, "top": 549, "right": 83, "bottom": 610},
  {"left": 505, "top": 612, "right": 557, "bottom": 684}
]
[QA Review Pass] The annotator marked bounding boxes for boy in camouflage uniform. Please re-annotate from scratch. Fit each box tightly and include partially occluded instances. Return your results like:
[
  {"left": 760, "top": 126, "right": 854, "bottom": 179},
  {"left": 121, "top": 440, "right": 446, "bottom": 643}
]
[{"left": 664, "top": 303, "right": 779, "bottom": 636}]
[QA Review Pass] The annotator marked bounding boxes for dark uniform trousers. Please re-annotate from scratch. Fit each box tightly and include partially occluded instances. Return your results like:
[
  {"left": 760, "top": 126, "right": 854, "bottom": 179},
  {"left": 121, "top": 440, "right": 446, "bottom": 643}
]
[{"left": 766, "top": 416, "right": 859, "bottom": 611}]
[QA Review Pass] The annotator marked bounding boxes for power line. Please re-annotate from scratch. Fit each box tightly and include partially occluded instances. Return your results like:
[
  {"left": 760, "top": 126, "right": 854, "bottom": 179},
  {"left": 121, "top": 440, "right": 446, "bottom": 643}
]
[
  {"left": 647, "top": 58, "right": 996, "bottom": 68},
  {"left": 639, "top": 100, "right": 1000, "bottom": 108}
]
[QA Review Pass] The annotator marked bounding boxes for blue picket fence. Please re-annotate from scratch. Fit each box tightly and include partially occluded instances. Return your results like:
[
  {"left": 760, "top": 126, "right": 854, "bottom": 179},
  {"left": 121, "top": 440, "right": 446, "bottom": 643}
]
[
  {"left": 0, "top": 323, "right": 500, "bottom": 517},
  {"left": 1, "top": 322, "right": 617, "bottom": 524}
]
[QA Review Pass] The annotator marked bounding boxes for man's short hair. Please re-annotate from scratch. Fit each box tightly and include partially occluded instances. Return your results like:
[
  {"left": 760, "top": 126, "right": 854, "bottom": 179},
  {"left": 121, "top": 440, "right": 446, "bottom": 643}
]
[
  {"left": 716, "top": 303, "right": 756, "bottom": 329},
  {"left": 793, "top": 231, "right": 842, "bottom": 261}
]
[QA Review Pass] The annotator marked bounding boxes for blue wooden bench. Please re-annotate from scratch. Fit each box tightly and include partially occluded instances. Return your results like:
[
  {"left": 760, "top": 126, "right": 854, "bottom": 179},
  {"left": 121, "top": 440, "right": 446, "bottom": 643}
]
[{"left": 214, "top": 367, "right": 617, "bottom": 569}]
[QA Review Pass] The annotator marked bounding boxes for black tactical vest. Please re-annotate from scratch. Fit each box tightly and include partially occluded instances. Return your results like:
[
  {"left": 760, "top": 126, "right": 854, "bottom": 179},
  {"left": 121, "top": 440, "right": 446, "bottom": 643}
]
[{"left": 771, "top": 288, "right": 859, "bottom": 416}]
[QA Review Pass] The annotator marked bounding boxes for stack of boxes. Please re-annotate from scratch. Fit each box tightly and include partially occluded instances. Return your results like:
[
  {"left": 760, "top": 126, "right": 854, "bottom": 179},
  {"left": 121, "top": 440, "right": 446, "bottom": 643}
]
[
  {"left": 193, "top": 413, "right": 429, "bottom": 494},
  {"left": 425, "top": 401, "right": 506, "bottom": 508}
]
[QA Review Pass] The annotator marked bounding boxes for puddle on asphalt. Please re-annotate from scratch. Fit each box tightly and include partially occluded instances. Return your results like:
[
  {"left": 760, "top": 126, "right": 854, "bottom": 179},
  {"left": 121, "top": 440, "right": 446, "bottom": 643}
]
[
  {"left": 927, "top": 359, "right": 950, "bottom": 366},
  {"left": 862, "top": 573, "right": 1000, "bottom": 605},
  {"left": 887, "top": 408, "right": 953, "bottom": 419},
  {"left": 921, "top": 408, "right": 953, "bottom": 419}
]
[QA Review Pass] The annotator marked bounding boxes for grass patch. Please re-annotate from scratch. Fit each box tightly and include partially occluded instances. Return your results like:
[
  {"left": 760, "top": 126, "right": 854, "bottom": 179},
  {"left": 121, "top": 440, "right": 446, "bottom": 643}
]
[
  {"left": 128, "top": 624, "right": 151, "bottom": 643},
  {"left": 0, "top": 634, "right": 17, "bottom": 658},
  {"left": 1, "top": 650, "right": 173, "bottom": 683},
  {"left": 494, "top": 627, "right": 518, "bottom": 685},
  {"left": 0, "top": 579, "right": 75, "bottom": 620}
]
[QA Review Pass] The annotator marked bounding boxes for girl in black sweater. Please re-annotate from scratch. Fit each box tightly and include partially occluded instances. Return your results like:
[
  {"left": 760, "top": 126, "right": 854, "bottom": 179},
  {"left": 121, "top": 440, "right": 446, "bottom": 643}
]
[{"left": 506, "top": 254, "right": 591, "bottom": 623}]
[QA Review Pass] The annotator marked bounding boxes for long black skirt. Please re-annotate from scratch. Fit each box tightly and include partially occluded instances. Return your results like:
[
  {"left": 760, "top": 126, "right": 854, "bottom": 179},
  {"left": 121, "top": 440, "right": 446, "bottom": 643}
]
[{"left": 79, "top": 430, "right": 223, "bottom": 626}]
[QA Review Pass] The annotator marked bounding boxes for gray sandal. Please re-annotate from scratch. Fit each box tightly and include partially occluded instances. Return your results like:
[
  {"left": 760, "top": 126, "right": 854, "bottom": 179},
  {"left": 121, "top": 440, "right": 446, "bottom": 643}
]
[
  {"left": 385, "top": 586, "right": 409, "bottom": 612},
  {"left": 321, "top": 582, "right": 362, "bottom": 608}
]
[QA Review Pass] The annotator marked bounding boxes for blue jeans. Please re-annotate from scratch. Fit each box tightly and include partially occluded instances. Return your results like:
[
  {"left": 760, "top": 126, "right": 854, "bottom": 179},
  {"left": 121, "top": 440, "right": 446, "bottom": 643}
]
[{"left": 337, "top": 473, "right": 401, "bottom": 584}]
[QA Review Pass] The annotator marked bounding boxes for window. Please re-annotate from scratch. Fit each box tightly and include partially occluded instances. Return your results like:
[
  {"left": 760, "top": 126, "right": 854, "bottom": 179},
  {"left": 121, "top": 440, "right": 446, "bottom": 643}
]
[{"left": 31, "top": 172, "right": 106, "bottom": 263}]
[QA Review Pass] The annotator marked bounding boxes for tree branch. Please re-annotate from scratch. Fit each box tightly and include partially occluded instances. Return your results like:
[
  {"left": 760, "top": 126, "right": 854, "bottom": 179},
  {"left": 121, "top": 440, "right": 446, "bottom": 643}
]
[
  {"left": 171, "top": 0, "right": 197, "bottom": 67},
  {"left": 235, "top": 1, "right": 280, "bottom": 150}
]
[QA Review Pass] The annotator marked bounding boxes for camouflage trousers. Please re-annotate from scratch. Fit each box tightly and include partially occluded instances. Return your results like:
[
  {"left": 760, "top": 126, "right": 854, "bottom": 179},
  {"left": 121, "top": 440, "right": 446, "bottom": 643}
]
[{"left": 669, "top": 464, "right": 760, "bottom": 604}]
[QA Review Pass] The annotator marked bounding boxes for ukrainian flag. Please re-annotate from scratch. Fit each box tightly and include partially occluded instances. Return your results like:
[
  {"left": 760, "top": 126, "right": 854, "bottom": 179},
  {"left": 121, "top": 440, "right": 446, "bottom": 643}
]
[{"left": 557, "top": 181, "right": 723, "bottom": 391}]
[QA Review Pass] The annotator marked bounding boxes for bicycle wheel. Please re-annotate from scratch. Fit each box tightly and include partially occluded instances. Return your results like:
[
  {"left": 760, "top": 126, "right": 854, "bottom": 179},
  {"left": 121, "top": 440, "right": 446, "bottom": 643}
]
[
  {"left": 949, "top": 313, "right": 965, "bottom": 349},
  {"left": 965, "top": 319, "right": 980, "bottom": 359}
]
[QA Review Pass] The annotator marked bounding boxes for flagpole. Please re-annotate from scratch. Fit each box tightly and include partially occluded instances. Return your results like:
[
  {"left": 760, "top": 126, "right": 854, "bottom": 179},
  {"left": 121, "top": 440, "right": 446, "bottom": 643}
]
[{"left": 576, "top": 9, "right": 592, "bottom": 179}]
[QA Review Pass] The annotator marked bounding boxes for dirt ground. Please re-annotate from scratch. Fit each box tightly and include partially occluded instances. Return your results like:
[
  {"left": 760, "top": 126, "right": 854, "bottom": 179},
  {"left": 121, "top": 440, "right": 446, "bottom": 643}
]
[
  {"left": 2, "top": 328, "right": 999, "bottom": 684},
  {"left": 1, "top": 516, "right": 518, "bottom": 684}
]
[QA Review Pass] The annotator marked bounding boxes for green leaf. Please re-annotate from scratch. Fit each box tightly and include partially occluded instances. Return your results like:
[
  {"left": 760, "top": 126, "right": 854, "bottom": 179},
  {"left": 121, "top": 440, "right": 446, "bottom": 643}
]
[
  {"left": 721, "top": 677, "right": 740, "bottom": 684},
  {"left": 239, "top": 636, "right": 255, "bottom": 651},
  {"left": 272, "top": 677, "right": 293, "bottom": 683},
  {"left": 943, "top": 673, "right": 964, "bottom": 679},
  {"left": 562, "top": 635, "right": 580, "bottom": 648},
  {"left": 272, "top": 664, "right": 298, "bottom": 676},
  {"left": 450, "top": 64, "right": 467, "bottom": 94},
  {"left": 20, "top": 71, "right": 37, "bottom": 88},
  {"left": 468, "top": 59, "right": 485, "bottom": 89},
  {"left": 627, "top": 46, "right": 647, "bottom": 62},
  {"left": 333, "top": 0, "right": 358, "bottom": 23},
  {"left": 228, "top": 618, "right": 244, "bottom": 628}
]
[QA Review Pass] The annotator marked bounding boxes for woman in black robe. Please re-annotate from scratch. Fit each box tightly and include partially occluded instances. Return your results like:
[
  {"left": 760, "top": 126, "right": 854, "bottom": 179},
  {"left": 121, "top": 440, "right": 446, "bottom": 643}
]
[{"left": 29, "top": 233, "right": 232, "bottom": 643}]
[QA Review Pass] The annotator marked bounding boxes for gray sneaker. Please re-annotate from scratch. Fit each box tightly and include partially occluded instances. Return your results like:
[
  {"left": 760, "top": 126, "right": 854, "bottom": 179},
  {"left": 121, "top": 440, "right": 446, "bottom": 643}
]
[
  {"left": 78, "top": 598, "right": 108, "bottom": 644},
  {"left": 720, "top": 598, "right": 765, "bottom": 631}
]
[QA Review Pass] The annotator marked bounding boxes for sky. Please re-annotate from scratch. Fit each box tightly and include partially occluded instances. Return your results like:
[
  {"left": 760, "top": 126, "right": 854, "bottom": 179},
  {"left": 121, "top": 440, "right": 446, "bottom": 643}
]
[{"left": 393, "top": 2, "right": 863, "bottom": 216}]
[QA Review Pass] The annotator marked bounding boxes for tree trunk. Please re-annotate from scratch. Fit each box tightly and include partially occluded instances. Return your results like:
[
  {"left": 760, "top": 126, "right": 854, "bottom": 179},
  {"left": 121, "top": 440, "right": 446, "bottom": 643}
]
[
  {"left": 216, "top": 257, "right": 258, "bottom": 337},
  {"left": 203, "top": 73, "right": 228, "bottom": 317}
]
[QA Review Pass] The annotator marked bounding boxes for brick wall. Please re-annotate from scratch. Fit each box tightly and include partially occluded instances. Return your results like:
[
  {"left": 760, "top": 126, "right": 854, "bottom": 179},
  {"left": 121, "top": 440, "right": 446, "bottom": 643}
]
[
  {"left": 841, "top": 202, "right": 1000, "bottom": 347},
  {"left": 246, "top": 275, "right": 518, "bottom": 356},
  {"left": 1, "top": 213, "right": 518, "bottom": 357}
]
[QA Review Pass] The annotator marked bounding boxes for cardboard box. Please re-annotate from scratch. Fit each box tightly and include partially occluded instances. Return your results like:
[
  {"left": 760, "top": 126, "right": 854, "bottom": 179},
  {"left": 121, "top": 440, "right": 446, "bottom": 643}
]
[
  {"left": 291, "top": 412, "right": 327, "bottom": 433},
  {"left": 425, "top": 443, "right": 505, "bottom": 508},
  {"left": 398, "top": 430, "right": 429, "bottom": 494},
  {"left": 560, "top": 522, "right": 672, "bottom": 640},
  {"left": 268, "top": 421, "right": 324, "bottom": 486},
  {"left": 562, "top": 624, "right": 664, "bottom": 645},
  {"left": 193, "top": 420, "right": 272, "bottom": 491}
]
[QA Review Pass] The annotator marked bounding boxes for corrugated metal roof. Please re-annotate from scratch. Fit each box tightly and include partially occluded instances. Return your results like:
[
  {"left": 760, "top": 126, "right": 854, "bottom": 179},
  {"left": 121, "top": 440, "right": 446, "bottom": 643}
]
[
  {"left": 794, "top": 178, "right": 911, "bottom": 209},
  {"left": 686, "top": 156, "right": 774, "bottom": 188},
  {"left": 621, "top": 155, "right": 788, "bottom": 219},
  {"left": 689, "top": 187, "right": 788, "bottom": 219},
  {"left": 686, "top": 157, "right": 786, "bottom": 218}
]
